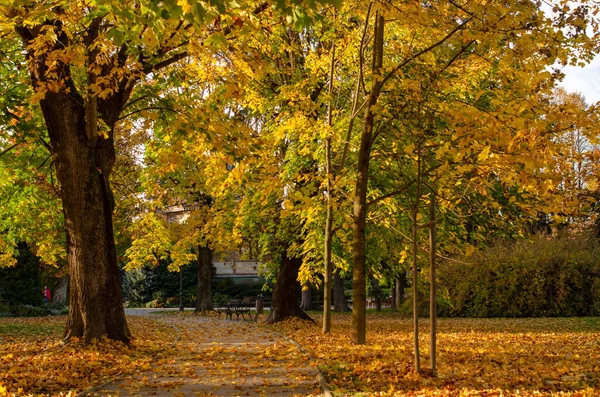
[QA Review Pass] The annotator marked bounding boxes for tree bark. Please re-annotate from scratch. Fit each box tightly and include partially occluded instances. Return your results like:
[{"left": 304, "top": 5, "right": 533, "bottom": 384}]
[
  {"left": 266, "top": 252, "right": 313, "bottom": 323},
  {"left": 17, "top": 22, "right": 132, "bottom": 344},
  {"left": 371, "top": 278, "right": 383, "bottom": 311},
  {"left": 53, "top": 276, "right": 69, "bottom": 306},
  {"left": 429, "top": 197, "right": 437, "bottom": 376},
  {"left": 323, "top": 43, "right": 336, "bottom": 334},
  {"left": 391, "top": 280, "right": 397, "bottom": 310},
  {"left": 195, "top": 244, "right": 213, "bottom": 313},
  {"left": 300, "top": 283, "right": 313, "bottom": 311},
  {"left": 412, "top": 147, "right": 422, "bottom": 372},
  {"left": 395, "top": 272, "right": 407, "bottom": 309},
  {"left": 352, "top": 12, "right": 384, "bottom": 345},
  {"left": 333, "top": 268, "right": 349, "bottom": 312},
  {"left": 38, "top": 93, "right": 130, "bottom": 343}
]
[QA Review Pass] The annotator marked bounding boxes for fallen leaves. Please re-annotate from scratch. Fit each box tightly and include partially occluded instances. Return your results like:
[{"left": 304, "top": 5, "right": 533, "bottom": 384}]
[
  {"left": 0, "top": 315, "right": 175, "bottom": 397},
  {"left": 5, "top": 312, "right": 595, "bottom": 396},
  {"left": 269, "top": 314, "right": 600, "bottom": 397}
]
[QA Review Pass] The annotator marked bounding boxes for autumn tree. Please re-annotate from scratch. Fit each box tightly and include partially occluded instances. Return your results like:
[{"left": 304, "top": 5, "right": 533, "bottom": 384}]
[
  {"left": 0, "top": 0, "right": 341, "bottom": 342},
  {"left": 345, "top": 0, "right": 600, "bottom": 348}
]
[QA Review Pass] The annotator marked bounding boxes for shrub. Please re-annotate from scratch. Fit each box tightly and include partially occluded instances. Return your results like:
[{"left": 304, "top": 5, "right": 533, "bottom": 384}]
[
  {"left": 11, "top": 304, "right": 52, "bottom": 317},
  {"left": 438, "top": 234, "right": 600, "bottom": 317}
]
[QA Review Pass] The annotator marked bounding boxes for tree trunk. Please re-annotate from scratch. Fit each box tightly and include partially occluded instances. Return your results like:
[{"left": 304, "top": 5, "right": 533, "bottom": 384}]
[
  {"left": 195, "top": 244, "right": 213, "bottom": 313},
  {"left": 38, "top": 93, "right": 130, "bottom": 343},
  {"left": 391, "top": 280, "right": 397, "bottom": 310},
  {"left": 333, "top": 268, "right": 349, "bottom": 312},
  {"left": 429, "top": 197, "right": 437, "bottom": 376},
  {"left": 53, "top": 276, "right": 69, "bottom": 306},
  {"left": 372, "top": 278, "right": 382, "bottom": 312},
  {"left": 266, "top": 253, "right": 313, "bottom": 323},
  {"left": 352, "top": 12, "right": 384, "bottom": 345},
  {"left": 300, "top": 283, "right": 313, "bottom": 311},
  {"left": 412, "top": 147, "right": 422, "bottom": 372},
  {"left": 323, "top": 43, "right": 336, "bottom": 334},
  {"left": 395, "top": 272, "right": 407, "bottom": 309}
]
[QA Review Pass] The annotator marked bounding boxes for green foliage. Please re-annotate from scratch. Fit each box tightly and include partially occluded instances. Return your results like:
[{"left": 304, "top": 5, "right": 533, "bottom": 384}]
[
  {"left": 0, "top": 243, "right": 43, "bottom": 307},
  {"left": 439, "top": 234, "right": 600, "bottom": 317},
  {"left": 9, "top": 305, "right": 51, "bottom": 317},
  {"left": 212, "top": 278, "right": 265, "bottom": 300},
  {"left": 123, "top": 262, "right": 197, "bottom": 306}
]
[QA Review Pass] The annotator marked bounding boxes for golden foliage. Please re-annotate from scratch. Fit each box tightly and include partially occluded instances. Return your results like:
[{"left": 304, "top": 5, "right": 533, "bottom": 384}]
[{"left": 270, "top": 314, "right": 600, "bottom": 396}]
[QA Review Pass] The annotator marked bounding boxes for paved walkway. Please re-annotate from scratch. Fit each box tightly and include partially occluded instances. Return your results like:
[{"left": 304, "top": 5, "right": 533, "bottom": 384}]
[{"left": 80, "top": 309, "right": 321, "bottom": 397}]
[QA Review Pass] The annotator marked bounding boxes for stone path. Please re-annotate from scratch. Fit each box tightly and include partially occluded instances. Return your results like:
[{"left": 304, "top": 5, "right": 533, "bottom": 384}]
[{"left": 80, "top": 309, "right": 322, "bottom": 397}]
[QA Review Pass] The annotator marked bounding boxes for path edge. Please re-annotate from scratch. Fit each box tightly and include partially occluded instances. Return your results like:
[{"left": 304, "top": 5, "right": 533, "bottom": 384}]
[{"left": 268, "top": 328, "right": 334, "bottom": 397}]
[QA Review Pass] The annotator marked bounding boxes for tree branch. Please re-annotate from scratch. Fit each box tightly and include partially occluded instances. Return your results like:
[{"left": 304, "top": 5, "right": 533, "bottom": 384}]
[
  {"left": 143, "top": 52, "right": 189, "bottom": 74},
  {"left": 380, "top": 16, "right": 474, "bottom": 88},
  {"left": 118, "top": 106, "right": 179, "bottom": 121}
]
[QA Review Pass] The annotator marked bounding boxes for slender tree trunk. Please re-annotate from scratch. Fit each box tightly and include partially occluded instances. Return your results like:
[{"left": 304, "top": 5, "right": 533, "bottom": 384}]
[
  {"left": 372, "top": 278, "right": 382, "bottom": 312},
  {"left": 352, "top": 12, "right": 384, "bottom": 345},
  {"left": 333, "top": 268, "right": 349, "bottom": 312},
  {"left": 323, "top": 42, "right": 336, "bottom": 334},
  {"left": 195, "top": 244, "right": 213, "bottom": 313},
  {"left": 300, "top": 283, "right": 313, "bottom": 311},
  {"left": 412, "top": 147, "right": 422, "bottom": 372},
  {"left": 266, "top": 252, "right": 313, "bottom": 323},
  {"left": 179, "top": 267, "right": 184, "bottom": 311},
  {"left": 391, "top": 281, "right": 397, "bottom": 310},
  {"left": 429, "top": 197, "right": 437, "bottom": 376}
]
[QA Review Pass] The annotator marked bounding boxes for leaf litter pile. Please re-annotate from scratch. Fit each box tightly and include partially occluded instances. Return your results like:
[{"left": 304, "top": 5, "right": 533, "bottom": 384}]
[{"left": 270, "top": 314, "right": 600, "bottom": 396}]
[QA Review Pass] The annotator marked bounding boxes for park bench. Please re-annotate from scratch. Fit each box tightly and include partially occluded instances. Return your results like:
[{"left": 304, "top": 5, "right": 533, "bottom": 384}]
[{"left": 214, "top": 297, "right": 256, "bottom": 321}]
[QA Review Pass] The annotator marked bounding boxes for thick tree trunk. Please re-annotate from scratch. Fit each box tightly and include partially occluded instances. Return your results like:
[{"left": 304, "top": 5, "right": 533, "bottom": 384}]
[
  {"left": 53, "top": 276, "right": 69, "bottom": 306},
  {"left": 300, "top": 283, "right": 313, "bottom": 311},
  {"left": 38, "top": 94, "right": 130, "bottom": 343},
  {"left": 352, "top": 12, "right": 384, "bottom": 344},
  {"left": 195, "top": 245, "right": 213, "bottom": 313},
  {"left": 266, "top": 253, "right": 313, "bottom": 323},
  {"left": 333, "top": 268, "right": 349, "bottom": 312}
]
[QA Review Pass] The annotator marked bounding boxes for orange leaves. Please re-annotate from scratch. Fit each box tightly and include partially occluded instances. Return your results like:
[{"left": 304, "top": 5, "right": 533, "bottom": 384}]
[
  {"left": 272, "top": 314, "right": 600, "bottom": 396},
  {"left": 0, "top": 315, "right": 174, "bottom": 397}
]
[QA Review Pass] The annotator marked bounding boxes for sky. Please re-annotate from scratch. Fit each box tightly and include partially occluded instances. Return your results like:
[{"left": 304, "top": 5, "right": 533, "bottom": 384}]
[{"left": 560, "top": 55, "right": 600, "bottom": 105}]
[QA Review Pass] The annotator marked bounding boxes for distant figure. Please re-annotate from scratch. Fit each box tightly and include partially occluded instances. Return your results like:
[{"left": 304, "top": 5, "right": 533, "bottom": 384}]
[{"left": 43, "top": 286, "right": 51, "bottom": 304}]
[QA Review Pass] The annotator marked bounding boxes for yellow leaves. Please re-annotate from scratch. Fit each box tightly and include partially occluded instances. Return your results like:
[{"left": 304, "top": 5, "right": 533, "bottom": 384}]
[
  {"left": 273, "top": 315, "right": 600, "bottom": 396},
  {"left": 142, "top": 29, "right": 159, "bottom": 49},
  {"left": 0, "top": 315, "right": 173, "bottom": 396},
  {"left": 477, "top": 146, "right": 491, "bottom": 163}
]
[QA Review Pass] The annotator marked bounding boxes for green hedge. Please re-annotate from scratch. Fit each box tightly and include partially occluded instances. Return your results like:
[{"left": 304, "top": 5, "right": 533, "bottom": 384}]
[{"left": 438, "top": 235, "right": 600, "bottom": 317}]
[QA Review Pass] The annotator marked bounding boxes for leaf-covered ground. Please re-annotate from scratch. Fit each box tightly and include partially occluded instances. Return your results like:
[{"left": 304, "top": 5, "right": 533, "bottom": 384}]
[
  {"left": 3, "top": 312, "right": 599, "bottom": 396},
  {"left": 0, "top": 315, "right": 174, "bottom": 396},
  {"left": 269, "top": 313, "right": 600, "bottom": 397},
  {"left": 0, "top": 312, "right": 321, "bottom": 397}
]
